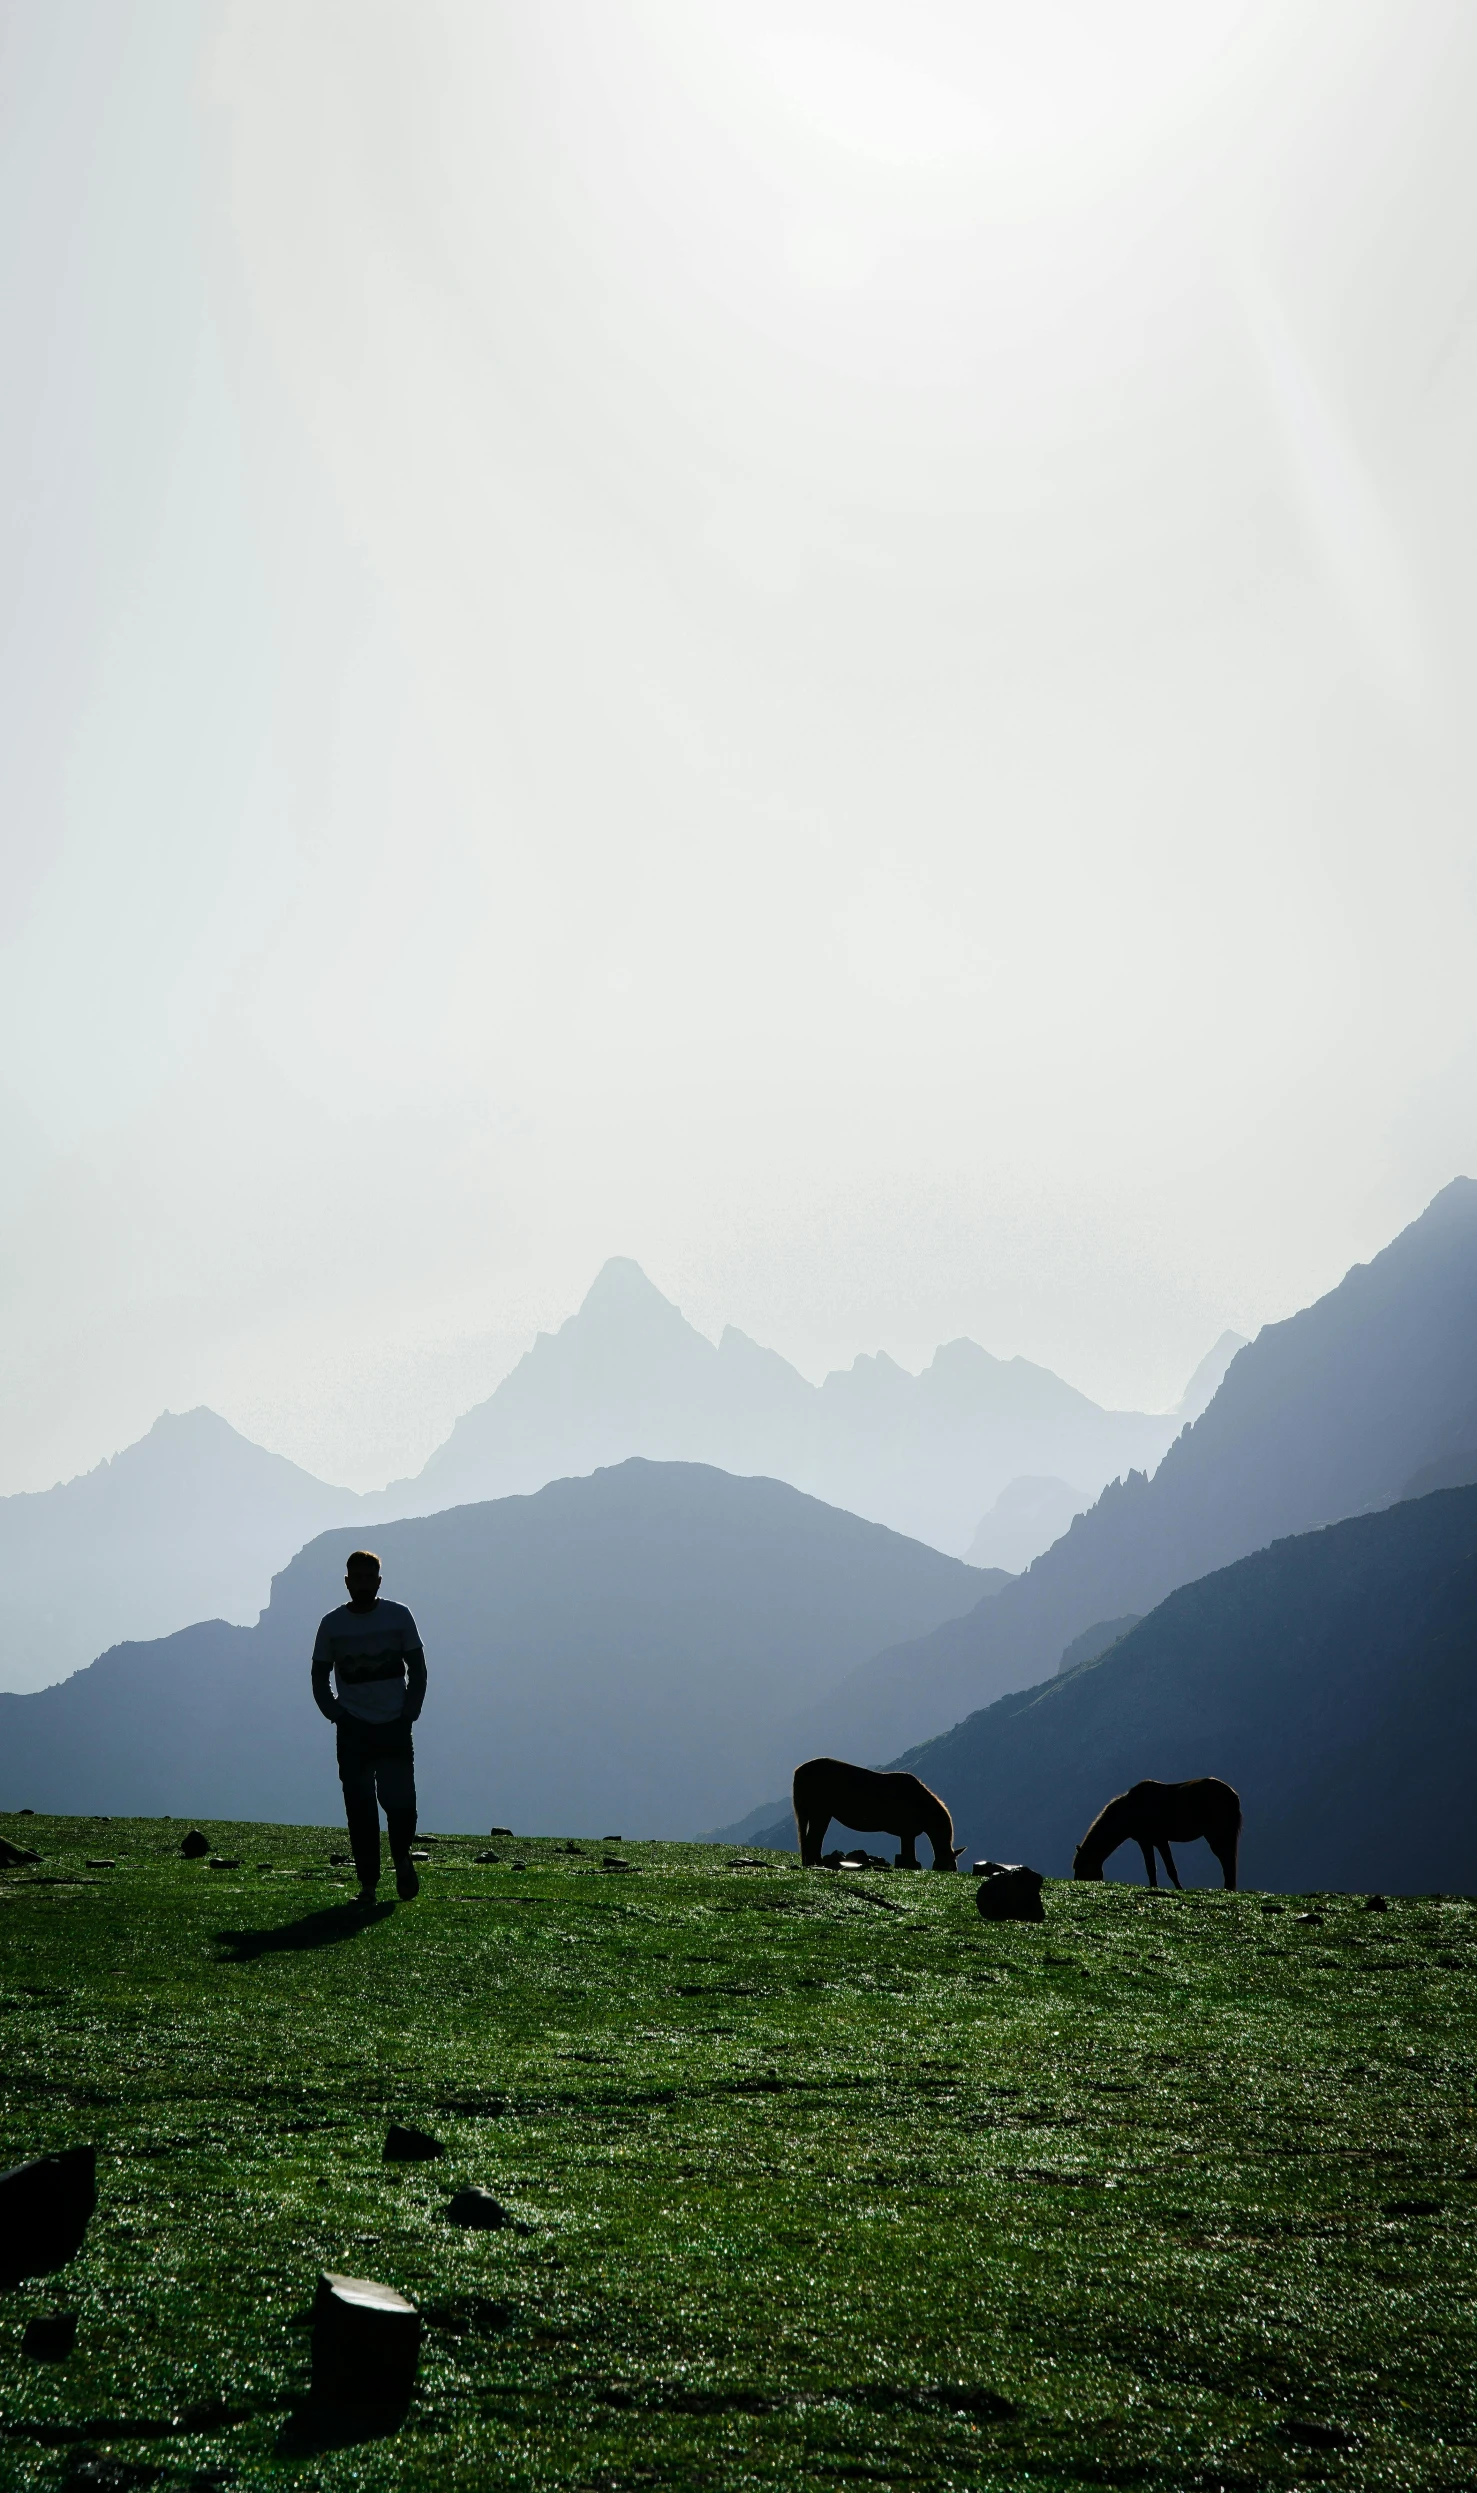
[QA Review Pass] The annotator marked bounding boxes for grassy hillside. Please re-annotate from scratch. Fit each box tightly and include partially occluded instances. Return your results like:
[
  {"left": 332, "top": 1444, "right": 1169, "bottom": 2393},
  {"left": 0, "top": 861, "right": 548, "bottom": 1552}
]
[
  {"left": 897, "top": 1483, "right": 1477, "bottom": 1892},
  {"left": 3, "top": 1818, "right": 1477, "bottom": 2489}
]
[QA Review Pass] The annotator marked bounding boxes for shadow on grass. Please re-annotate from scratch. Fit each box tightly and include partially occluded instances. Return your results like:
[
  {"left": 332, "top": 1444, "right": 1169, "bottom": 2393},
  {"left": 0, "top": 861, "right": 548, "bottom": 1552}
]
[
  {"left": 275, "top": 2396, "right": 411, "bottom": 2457},
  {"left": 215, "top": 1901, "right": 395, "bottom": 1961}
]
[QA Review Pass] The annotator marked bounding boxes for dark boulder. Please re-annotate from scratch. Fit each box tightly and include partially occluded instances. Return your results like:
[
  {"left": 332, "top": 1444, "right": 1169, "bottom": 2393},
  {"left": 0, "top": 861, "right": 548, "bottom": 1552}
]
[
  {"left": 0, "top": 2146, "right": 97, "bottom": 2287},
  {"left": 310, "top": 2270, "right": 420, "bottom": 2411},
  {"left": 976, "top": 1866, "right": 1046, "bottom": 1923},
  {"left": 383, "top": 2124, "right": 444, "bottom": 2163},
  {"left": 444, "top": 2186, "right": 525, "bottom": 2230},
  {"left": 179, "top": 1829, "right": 210, "bottom": 1858}
]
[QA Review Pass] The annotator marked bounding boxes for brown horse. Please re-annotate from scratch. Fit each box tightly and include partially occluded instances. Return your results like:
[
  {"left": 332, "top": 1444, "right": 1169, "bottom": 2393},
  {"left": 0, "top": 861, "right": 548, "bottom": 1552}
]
[
  {"left": 1073, "top": 1777, "right": 1241, "bottom": 1890},
  {"left": 792, "top": 1757, "right": 963, "bottom": 1870}
]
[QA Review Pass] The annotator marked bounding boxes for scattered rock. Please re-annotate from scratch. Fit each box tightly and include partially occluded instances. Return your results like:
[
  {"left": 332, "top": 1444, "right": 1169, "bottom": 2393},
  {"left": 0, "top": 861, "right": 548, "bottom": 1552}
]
[
  {"left": 0, "top": 2145, "right": 97, "bottom": 2286},
  {"left": 977, "top": 1866, "right": 1046, "bottom": 1923},
  {"left": 328, "top": 1854, "right": 352, "bottom": 1866},
  {"left": 602, "top": 1859, "right": 638, "bottom": 1874},
  {"left": 511, "top": 1860, "right": 526, "bottom": 1871},
  {"left": 17, "top": 1808, "right": 35, "bottom": 1816},
  {"left": 0, "top": 1837, "right": 40, "bottom": 1866},
  {"left": 207, "top": 1857, "right": 241, "bottom": 1871},
  {"left": 443, "top": 2186, "right": 528, "bottom": 2231},
  {"left": 23, "top": 2310, "right": 77, "bottom": 2359},
  {"left": 408, "top": 1848, "right": 430, "bottom": 1861},
  {"left": 1365, "top": 1894, "right": 1389, "bottom": 1913},
  {"left": 563, "top": 1842, "right": 584, "bottom": 1854},
  {"left": 475, "top": 1851, "right": 502, "bottom": 1864},
  {"left": 310, "top": 2269, "right": 420, "bottom": 2411},
  {"left": 489, "top": 1826, "right": 513, "bottom": 1839},
  {"left": 85, "top": 1859, "right": 115, "bottom": 1871},
  {"left": 1384, "top": 2197, "right": 1440, "bottom": 2217},
  {"left": 602, "top": 1835, "right": 622, "bottom": 1843},
  {"left": 179, "top": 1829, "right": 210, "bottom": 1858},
  {"left": 1261, "top": 1903, "right": 1284, "bottom": 1915},
  {"left": 1295, "top": 1911, "right": 1324, "bottom": 1925},
  {"left": 383, "top": 2123, "right": 444, "bottom": 2162}
]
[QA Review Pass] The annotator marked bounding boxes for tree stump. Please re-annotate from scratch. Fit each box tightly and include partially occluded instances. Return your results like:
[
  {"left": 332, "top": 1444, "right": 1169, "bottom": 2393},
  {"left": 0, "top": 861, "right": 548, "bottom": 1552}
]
[{"left": 310, "top": 2272, "right": 420, "bottom": 2411}]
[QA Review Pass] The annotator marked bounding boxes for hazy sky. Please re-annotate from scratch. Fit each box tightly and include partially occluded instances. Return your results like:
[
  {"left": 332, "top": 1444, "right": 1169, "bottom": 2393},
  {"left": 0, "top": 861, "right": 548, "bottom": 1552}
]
[{"left": 3, "top": 0, "right": 1476, "bottom": 1493}]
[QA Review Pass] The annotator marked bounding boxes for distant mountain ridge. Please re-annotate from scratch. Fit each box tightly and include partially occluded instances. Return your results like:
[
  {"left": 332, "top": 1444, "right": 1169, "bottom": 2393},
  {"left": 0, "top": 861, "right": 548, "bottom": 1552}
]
[
  {"left": 380, "top": 1256, "right": 1181, "bottom": 1555},
  {"left": 0, "top": 1410, "right": 365, "bottom": 1691},
  {"left": 720, "top": 1177, "right": 1477, "bottom": 1805},
  {"left": 887, "top": 1483, "right": 1477, "bottom": 1893},
  {"left": 0, "top": 1462, "right": 988, "bottom": 1835}
]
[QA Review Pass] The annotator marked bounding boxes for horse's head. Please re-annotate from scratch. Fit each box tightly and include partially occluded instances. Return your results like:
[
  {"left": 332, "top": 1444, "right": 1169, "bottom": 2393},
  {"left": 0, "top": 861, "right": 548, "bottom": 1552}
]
[{"left": 1072, "top": 1842, "right": 1104, "bottom": 1881}]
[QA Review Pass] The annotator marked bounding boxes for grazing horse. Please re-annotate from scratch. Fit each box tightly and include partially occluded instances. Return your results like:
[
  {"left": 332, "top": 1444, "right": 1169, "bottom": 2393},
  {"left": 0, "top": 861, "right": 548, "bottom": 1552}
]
[
  {"left": 1073, "top": 1777, "right": 1241, "bottom": 1890},
  {"left": 792, "top": 1757, "right": 963, "bottom": 1870}
]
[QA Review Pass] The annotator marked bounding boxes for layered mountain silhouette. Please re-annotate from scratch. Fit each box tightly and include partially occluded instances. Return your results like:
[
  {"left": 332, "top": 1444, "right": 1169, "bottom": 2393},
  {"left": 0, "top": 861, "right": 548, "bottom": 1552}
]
[
  {"left": 721, "top": 1178, "right": 1477, "bottom": 1812},
  {"left": 0, "top": 1462, "right": 987, "bottom": 1836},
  {"left": 0, "top": 1411, "right": 364, "bottom": 1691},
  {"left": 1, "top": 1263, "right": 1196, "bottom": 1691},
  {"left": 381, "top": 1255, "right": 1180, "bottom": 1553},
  {"left": 889, "top": 1483, "right": 1477, "bottom": 1892}
]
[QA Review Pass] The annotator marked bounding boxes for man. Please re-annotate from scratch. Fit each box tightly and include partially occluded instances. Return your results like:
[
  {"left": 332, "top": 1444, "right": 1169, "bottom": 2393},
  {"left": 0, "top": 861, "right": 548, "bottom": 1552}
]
[{"left": 311, "top": 1548, "right": 427, "bottom": 1907}]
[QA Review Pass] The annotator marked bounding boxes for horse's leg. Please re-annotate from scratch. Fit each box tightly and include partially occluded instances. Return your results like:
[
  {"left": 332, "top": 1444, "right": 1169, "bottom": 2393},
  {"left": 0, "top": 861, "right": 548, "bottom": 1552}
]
[
  {"left": 898, "top": 1832, "right": 919, "bottom": 1868},
  {"left": 1212, "top": 1834, "right": 1238, "bottom": 1891},
  {"left": 1139, "top": 1839, "right": 1158, "bottom": 1887},
  {"left": 1159, "top": 1842, "right": 1182, "bottom": 1890},
  {"left": 802, "top": 1813, "right": 829, "bottom": 1866}
]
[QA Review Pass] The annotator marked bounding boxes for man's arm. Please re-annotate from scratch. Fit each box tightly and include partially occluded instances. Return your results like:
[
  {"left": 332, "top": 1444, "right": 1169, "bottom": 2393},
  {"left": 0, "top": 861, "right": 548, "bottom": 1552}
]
[
  {"left": 403, "top": 1644, "right": 427, "bottom": 1722},
  {"left": 311, "top": 1629, "right": 342, "bottom": 1724}
]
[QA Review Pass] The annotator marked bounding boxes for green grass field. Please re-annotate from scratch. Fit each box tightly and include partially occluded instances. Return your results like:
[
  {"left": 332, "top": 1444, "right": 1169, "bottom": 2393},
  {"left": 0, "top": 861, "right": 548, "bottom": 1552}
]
[{"left": 2, "top": 1814, "right": 1475, "bottom": 2491}]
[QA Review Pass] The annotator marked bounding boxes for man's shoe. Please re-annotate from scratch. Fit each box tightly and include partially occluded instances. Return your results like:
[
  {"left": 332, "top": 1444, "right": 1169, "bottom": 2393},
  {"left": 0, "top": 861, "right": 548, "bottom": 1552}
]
[
  {"left": 395, "top": 1858, "right": 420, "bottom": 1901},
  {"left": 356, "top": 1883, "right": 379, "bottom": 1908}
]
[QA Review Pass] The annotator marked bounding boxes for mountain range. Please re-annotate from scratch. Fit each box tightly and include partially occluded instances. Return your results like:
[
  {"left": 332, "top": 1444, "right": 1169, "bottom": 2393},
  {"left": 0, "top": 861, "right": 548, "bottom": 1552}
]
[
  {"left": 719, "top": 1177, "right": 1477, "bottom": 1815},
  {"left": 0, "top": 1262, "right": 1203, "bottom": 1689},
  {"left": 0, "top": 1462, "right": 989, "bottom": 1836},
  {"left": 889, "top": 1482, "right": 1477, "bottom": 1893}
]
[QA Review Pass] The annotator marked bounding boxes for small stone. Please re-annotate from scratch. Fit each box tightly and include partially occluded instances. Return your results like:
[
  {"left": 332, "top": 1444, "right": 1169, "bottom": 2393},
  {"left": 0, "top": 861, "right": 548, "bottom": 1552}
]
[
  {"left": 511, "top": 1860, "right": 526, "bottom": 1871},
  {"left": 383, "top": 2123, "right": 444, "bottom": 2162},
  {"left": 475, "top": 1852, "right": 501, "bottom": 1864},
  {"left": 1365, "top": 1894, "right": 1389, "bottom": 1913},
  {"left": 310, "top": 2270, "right": 420, "bottom": 2411},
  {"left": 444, "top": 2185, "right": 515, "bottom": 2229},
  {"left": 179, "top": 1829, "right": 209, "bottom": 1859},
  {"left": 0, "top": 1837, "right": 40, "bottom": 1867},
  {"left": 329, "top": 1854, "right": 352, "bottom": 1865},
  {"left": 977, "top": 1866, "right": 1046, "bottom": 1923},
  {"left": 601, "top": 1859, "right": 637, "bottom": 1874},
  {"left": 0, "top": 2145, "right": 96, "bottom": 2287},
  {"left": 563, "top": 1842, "right": 584, "bottom": 1855},
  {"left": 23, "top": 2311, "right": 77, "bottom": 2360},
  {"left": 602, "top": 1835, "right": 622, "bottom": 1844},
  {"left": 489, "top": 1826, "right": 513, "bottom": 1839},
  {"left": 85, "top": 1859, "right": 115, "bottom": 1871},
  {"left": 207, "top": 1857, "right": 241, "bottom": 1870},
  {"left": 408, "top": 1848, "right": 430, "bottom": 1861}
]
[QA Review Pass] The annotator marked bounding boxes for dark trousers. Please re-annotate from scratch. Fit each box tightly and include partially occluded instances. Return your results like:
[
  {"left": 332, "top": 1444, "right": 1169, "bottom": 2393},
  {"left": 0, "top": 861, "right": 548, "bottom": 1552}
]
[{"left": 336, "top": 1714, "right": 417, "bottom": 1890}]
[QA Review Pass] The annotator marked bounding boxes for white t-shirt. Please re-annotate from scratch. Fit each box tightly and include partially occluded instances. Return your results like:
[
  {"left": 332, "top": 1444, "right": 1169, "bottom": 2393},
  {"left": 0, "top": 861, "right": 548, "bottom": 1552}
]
[{"left": 312, "top": 1598, "right": 425, "bottom": 1725}]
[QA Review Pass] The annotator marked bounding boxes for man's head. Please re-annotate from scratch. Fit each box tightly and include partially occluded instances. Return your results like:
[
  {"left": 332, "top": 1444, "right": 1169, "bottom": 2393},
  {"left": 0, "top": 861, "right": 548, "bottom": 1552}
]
[{"left": 344, "top": 1550, "right": 382, "bottom": 1610}]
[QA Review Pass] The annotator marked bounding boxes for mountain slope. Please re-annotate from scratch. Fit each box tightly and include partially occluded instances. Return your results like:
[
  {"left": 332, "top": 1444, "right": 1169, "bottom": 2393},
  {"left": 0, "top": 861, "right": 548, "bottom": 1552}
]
[
  {"left": 389, "top": 1257, "right": 1179, "bottom": 1552},
  {"left": 825, "top": 1177, "right": 1477, "bottom": 1738},
  {"left": 0, "top": 1461, "right": 986, "bottom": 1835},
  {"left": 889, "top": 1484, "right": 1477, "bottom": 1893},
  {"left": 0, "top": 1410, "right": 363, "bottom": 1691}
]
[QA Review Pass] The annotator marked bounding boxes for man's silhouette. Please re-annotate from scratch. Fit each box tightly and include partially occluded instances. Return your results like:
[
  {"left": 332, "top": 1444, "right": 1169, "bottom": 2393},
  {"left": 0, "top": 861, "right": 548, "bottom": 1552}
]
[{"left": 311, "top": 1549, "right": 427, "bottom": 1906}]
